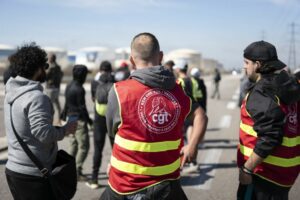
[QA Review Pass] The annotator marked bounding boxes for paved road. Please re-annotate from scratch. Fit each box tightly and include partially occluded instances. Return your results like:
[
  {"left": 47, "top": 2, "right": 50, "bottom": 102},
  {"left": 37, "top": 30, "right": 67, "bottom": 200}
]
[{"left": 0, "top": 74, "right": 300, "bottom": 200}]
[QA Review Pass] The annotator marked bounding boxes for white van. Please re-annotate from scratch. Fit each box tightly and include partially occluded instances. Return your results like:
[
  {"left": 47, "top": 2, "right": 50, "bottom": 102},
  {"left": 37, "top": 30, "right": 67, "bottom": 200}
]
[
  {"left": 0, "top": 44, "right": 16, "bottom": 69},
  {"left": 114, "top": 47, "right": 131, "bottom": 68},
  {"left": 75, "top": 47, "right": 115, "bottom": 71}
]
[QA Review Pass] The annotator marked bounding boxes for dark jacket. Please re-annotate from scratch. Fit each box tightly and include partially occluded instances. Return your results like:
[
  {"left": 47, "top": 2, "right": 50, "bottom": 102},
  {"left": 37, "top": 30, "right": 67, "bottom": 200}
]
[
  {"left": 46, "top": 63, "right": 63, "bottom": 89},
  {"left": 91, "top": 72, "right": 114, "bottom": 102},
  {"left": 246, "top": 70, "right": 300, "bottom": 158},
  {"left": 61, "top": 80, "right": 91, "bottom": 123}
]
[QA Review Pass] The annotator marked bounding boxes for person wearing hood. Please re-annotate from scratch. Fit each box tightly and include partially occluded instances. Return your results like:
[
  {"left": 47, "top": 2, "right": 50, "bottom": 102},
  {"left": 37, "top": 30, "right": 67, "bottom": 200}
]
[
  {"left": 237, "top": 41, "right": 300, "bottom": 200},
  {"left": 100, "top": 33, "right": 208, "bottom": 200},
  {"left": 4, "top": 43, "right": 77, "bottom": 200},
  {"left": 86, "top": 61, "right": 115, "bottom": 189},
  {"left": 62, "top": 64, "right": 93, "bottom": 181}
]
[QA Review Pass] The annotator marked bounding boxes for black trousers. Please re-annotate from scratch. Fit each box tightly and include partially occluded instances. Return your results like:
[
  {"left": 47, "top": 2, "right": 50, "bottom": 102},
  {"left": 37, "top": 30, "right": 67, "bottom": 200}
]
[
  {"left": 99, "top": 180, "right": 188, "bottom": 200},
  {"left": 92, "top": 114, "right": 114, "bottom": 181},
  {"left": 237, "top": 176, "right": 290, "bottom": 200},
  {"left": 5, "top": 168, "right": 56, "bottom": 200}
]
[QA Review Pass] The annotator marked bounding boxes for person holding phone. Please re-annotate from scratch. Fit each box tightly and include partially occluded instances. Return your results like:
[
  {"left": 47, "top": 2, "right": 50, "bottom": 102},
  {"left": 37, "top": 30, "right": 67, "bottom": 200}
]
[{"left": 63, "top": 65, "right": 93, "bottom": 181}]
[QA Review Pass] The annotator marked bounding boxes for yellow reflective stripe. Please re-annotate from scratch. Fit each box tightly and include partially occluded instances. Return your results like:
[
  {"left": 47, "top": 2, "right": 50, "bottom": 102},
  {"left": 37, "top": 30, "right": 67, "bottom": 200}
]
[
  {"left": 111, "top": 156, "right": 180, "bottom": 176},
  {"left": 95, "top": 101, "right": 107, "bottom": 116},
  {"left": 115, "top": 134, "right": 181, "bottom": 152},
  {"left": 240, "top": 122, "right": 257, "bottom": 137},
  {"left": 178, "top": 78, "right": 185, "bottom": 88},
  {"left": 240, "top": 144, "right": 300, "bottom": 167},
  {"left": 240, "top": 122, "right": 300, "bottom": 147}
]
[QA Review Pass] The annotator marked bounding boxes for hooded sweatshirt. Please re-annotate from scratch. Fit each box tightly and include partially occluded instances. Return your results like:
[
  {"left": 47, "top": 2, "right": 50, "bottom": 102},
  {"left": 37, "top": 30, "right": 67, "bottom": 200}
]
[
  {"left": 246, "top": 70, "right": 300, "bottom": 158},
  {"left": 106, "top": 65, "right": 178, "bottom": 138},
  {"left": 4, "top": 76, "right": 66, "bottom": 177}
]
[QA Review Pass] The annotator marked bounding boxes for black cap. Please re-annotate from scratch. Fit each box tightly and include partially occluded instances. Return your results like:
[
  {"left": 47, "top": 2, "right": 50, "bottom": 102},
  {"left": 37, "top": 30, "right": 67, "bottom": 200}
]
[{"left": 244, "top": 41, "right": 286, "bottom": 71}]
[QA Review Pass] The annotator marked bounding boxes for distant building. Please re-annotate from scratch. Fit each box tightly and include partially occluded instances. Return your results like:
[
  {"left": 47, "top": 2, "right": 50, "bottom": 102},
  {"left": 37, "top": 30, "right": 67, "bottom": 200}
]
[
  {"left": 202, "top": 58, "right": 223, "bottom": 74},
  {"left": 164, "top": 49, "right": 202, "bottom": 69}
]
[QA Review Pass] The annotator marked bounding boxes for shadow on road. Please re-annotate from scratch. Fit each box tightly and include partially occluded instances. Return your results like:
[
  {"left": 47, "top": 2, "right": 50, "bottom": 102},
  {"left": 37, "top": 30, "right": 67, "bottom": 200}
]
[{"left": 180, "top": 162, "right": 237, "bottom": 186}]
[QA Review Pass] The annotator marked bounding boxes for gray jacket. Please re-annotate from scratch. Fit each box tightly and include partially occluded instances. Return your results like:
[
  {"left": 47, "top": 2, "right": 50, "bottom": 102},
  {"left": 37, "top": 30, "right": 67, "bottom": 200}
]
[{"left": 4, "top": 76, "right": 66, "bottom": 176}]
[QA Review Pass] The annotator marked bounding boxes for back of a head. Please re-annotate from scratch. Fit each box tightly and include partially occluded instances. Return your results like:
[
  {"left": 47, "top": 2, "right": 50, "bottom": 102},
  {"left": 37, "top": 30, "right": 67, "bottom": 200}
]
[
  {"left": 190, "top": 67, "right": 200, "bottom": 78},
  {"left": 73, "top": 64, "right": 88, "bottom": 83},
  {"left": 49, "top": 53, "right": 56, "bottom": 63},
  {"left": 9, "top": 42, "right": 47, "bottom": 79},
  {"left": 99, "top": 61, "right": 112, "bottom": 72},
  {"left": 131, "top": 32, "right": 160, "bottom": 62},
  {"left": 173, "top": 59, "right": 188, "bottom": 74}
]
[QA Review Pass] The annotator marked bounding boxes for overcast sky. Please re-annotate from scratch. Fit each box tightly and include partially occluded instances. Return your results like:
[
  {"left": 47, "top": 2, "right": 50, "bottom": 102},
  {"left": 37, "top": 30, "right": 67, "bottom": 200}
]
[{"left": 1, "top": 0, "right": 300, "bottom": 69}]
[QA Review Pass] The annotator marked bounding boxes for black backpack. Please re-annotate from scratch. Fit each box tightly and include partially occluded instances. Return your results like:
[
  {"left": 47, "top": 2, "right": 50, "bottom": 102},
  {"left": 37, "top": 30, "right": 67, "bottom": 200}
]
[{"left": 95, "top": 81, "right": 113, "bottom": 104}]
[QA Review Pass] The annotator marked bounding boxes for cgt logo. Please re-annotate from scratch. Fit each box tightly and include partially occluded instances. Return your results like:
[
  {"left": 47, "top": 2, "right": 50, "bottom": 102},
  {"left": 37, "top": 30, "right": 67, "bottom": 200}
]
[
  {"left": 138, "top": 89, "right": 181, "bottom": 134},
  {"left": 149, "top": 97, "right": 171, "bottom": 125}
]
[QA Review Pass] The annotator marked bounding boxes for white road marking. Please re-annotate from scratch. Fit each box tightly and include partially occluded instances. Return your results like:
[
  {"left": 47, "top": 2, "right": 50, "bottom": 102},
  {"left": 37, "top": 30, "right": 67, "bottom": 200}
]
[
  {"left": 184, "top": 148, "right": 223, "bottom": 190},
  {"left": 219, "top": 115, "right": 231, "bottom": 128},
  {"left": 227, "top": 101, "right": 237, "bottom": 109},
  {"left": 197, "top": 149, "right": 223, "bottom": 190},
  {"left": 232, "top": 94, "right": 239, "bottom": 100}
]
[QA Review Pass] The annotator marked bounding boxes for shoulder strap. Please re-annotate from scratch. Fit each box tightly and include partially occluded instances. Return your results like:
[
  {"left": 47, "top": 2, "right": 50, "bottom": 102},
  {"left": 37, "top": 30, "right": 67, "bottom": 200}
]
[{"left": 9, "top": 102, "right": 50, "bottom": 177}]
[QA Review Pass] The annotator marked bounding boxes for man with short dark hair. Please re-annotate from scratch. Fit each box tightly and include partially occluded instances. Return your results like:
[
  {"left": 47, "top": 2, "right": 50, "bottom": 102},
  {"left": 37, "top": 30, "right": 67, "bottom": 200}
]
[
  {"left": 86, "top": 61, "right": 115, "bottom": 189},
  {"left": 4, "top": 43, "right": 76, "bottom": 200},
  {"left": 100, "top": 32, "right": 207, "bottom": 200},
  {"left": 45, "top": 53, "right": 63, "bottom": 123},
  {"left": 237, "top": 41, "right": 300, "bottom": 200}
]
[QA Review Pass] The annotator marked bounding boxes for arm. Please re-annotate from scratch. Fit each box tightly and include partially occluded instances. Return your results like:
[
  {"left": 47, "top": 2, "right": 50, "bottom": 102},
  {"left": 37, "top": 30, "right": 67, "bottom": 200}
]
[
  {"left": 106, "top": 85, "right": 121, "bottom": 139},
  {"left": 181, "top": 105, "right": 208, "bottom": 168},
  {"left": 28, "top": 94, "right": 66, "bottom": 143}
]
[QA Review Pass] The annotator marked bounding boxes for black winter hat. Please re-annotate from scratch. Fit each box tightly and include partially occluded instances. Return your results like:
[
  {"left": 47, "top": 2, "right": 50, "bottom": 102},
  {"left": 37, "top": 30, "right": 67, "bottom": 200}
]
[{"left": 244, "top": 41, "right": 286, "bottom": 71}]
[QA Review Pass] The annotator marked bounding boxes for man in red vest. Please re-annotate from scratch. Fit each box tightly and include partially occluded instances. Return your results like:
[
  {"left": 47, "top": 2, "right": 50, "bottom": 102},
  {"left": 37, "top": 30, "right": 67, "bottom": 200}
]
[
  {"left": 100, "top": 32, "right": 208, "bottom": 200},
  {"left": 237, "top": 41, "right": 300, "bottom": 200}
]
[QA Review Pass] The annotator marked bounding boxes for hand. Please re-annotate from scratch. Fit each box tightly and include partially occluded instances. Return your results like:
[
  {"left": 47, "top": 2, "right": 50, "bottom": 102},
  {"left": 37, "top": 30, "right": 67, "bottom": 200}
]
[
  {"left": 239, "top": 168, "right": 253, "bottom": 185},
  {"left": 180, "top": 144, "right": 197, "bottom": 169},
  {"left": 65, "top": 121, "right": 77, "bottom": 135}
]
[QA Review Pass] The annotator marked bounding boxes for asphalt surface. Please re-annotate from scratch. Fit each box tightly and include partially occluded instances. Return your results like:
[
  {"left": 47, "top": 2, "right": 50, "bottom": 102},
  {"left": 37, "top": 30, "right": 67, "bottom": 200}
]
[{"left": 0, "top": 74, "right": 300, "bottom": 200}]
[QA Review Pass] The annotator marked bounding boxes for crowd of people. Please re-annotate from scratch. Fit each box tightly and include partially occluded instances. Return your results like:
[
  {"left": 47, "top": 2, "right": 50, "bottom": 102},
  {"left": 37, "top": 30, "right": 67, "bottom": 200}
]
[{"left": 2, "top": 33, "right": 300, "bottom": 200}]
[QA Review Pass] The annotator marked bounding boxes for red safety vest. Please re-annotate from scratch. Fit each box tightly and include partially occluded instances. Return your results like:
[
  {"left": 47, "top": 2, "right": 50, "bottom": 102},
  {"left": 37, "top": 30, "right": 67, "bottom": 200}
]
[
  {"left": 108, "top": 79, "right": 191, "bottom": 194},
  {"left": 237, "top": 94, "right": 300, "bottom": 187}
]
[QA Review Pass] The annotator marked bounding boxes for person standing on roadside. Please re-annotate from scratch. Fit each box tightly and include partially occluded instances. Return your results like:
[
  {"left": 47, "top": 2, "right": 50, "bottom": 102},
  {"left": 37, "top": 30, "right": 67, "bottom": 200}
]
[
  {"left": 62, "top": 64, "right": 93, "bottom": 181},
  {"left": 45, "top": 54, "right": 63, "bottom": 123},
  {"left": 86, "top": 61, "right": 115, "bottom": 189},
  {"left": 211, "top": 68, "right": 221, "bottom": 99},
  {"left": 237, "top": 41, "right": 300, "bottom": 200},
  {"left": 100, "top": 32, "right": 207, "bottom": 200},
  {"left": 4, "top": 43, "right": 77, "bottom": 200}
]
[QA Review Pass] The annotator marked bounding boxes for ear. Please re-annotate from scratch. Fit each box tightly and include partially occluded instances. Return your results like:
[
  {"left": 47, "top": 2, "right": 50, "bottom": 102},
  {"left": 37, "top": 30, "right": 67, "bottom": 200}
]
[
  {"left": 254, "top": 61, "right": 262, "bottom": 71},
  {"left": 130, "top": 55, "right": 135, "bottom": 67}
]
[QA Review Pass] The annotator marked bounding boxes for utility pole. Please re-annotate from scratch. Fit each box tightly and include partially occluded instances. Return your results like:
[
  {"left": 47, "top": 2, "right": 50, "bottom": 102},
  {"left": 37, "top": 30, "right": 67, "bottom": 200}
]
[{"left": 288, "top": 22, "right": 297, "bottom": 70}]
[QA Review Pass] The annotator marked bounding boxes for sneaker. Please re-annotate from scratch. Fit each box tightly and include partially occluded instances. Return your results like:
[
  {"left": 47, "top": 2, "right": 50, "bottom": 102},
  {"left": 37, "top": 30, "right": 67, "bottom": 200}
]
[
  {"left": 181, "top": 162, "right": 199, "bottom": 174},
  {"left": 77, "top": 174, "right": 88, "bottom": 182},
  {"left": 86, "top": 180, "right": 99, "bottom": 189}
]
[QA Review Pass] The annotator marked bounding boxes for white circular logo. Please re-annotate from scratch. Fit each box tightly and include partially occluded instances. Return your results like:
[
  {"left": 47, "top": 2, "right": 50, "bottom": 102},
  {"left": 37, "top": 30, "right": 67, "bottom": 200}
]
[{"left": 138, "top": 89, "right": 181, "bottom": 134}]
